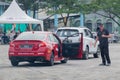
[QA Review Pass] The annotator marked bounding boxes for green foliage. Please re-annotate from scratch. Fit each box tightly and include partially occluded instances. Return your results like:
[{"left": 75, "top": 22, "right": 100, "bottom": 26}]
[
  {"left": 43, "top": 0, "right": 84, "bottom": 26},
  {"left": 43, "top": 0, "right": 120, "bottom": 26},
  {"left": 88, "top": 0, "right": 120, "bottom": 26},
  {"left": 91, "top": 0, "right": 120, "bottom": 13},
  {"left": 44, "top": 0, "right": 83, "bottom": 14}
]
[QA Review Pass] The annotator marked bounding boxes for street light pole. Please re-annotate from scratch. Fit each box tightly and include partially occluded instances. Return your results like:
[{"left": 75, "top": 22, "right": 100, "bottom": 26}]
[
  {"left": 80, "top": 13, "right": 84, "bottom": 27},
  {"left": 54, "top": 6, "right": 58, "bottom": 31}
]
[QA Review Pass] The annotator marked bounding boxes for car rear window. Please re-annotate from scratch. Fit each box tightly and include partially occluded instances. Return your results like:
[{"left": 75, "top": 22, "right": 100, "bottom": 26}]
[
  {"left": 56, "top": 29, "right": 79, "bottom": 37},
  {"left": 16, "top": 32, "right": 46, "bottom": 40}
]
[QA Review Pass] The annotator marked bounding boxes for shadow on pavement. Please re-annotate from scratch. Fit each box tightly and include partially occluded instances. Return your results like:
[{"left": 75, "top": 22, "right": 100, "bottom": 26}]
[
  {"left": 15, "top": 62, "right": 64, "bottom": 67},
  {"left": 0, "top": 62, "right": 63, "bottom": 69}
]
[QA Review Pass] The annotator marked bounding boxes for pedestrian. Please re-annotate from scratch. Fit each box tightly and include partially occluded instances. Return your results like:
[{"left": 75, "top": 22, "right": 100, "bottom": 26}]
[
  {"left": 13, "top": 32, "right": 19, "bottom": 40},
  {"left": 1, "top": 33, "right": 9, "bottom": 44},
  {"left": 94, "top": 24, "right": 112, "bottom": 66},
  {"left": 9, "top": 31, "right": 15, "bottom": 41}
]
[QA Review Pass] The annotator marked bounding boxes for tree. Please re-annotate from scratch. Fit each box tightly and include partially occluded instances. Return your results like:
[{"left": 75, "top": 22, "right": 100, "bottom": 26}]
[
  {"left": 3, "top": 0, "right": 90, "bottom": 26},
  {"left": 83, "top": 0, "right": 120, "bottom": 26},
  {"left": 44, "top": 0, "right": 88, "bottom": 26}
]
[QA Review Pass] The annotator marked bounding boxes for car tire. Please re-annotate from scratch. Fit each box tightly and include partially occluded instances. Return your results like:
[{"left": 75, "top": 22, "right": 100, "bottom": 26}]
[
  {"left": 11, "top": 60, "right": 19, "bottom": 66},
  {"left": 83, "top": 47, "right": 89, "bottom": 60},
  {"left": 61, "top": 58, "right": 68, "bottom": 63},
  {"left": 48, "top": 53, "right": 54, "bottom": 66}
]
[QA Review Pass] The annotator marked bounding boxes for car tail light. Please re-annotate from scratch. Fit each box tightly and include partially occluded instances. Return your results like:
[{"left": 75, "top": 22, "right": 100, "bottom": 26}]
[
  {"left": 39, "top": 42, "right": 46, "bottom": 47},
  {"left": 10, "top": 42, "right": 15, "bottom": 47},
  {"left": 32, "top": 42, "right": 46, "bottom": 50}
]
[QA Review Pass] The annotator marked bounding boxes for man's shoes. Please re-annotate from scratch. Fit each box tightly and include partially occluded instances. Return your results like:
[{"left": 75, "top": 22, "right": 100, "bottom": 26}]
[
  {"left": 106, "top": 63, "right": 111, "bottom": 66},
  {"left": 99, "top": 63, "right": 106, "bottom": 66}
]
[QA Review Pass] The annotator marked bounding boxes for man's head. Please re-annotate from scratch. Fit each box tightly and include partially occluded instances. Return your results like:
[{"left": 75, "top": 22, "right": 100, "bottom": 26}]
[{"left": 99, "top": 23, "right": 104, "bottom": 31}]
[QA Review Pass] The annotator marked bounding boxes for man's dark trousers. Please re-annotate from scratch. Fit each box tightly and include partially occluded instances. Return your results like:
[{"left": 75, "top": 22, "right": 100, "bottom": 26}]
[{"left": 100, "top": 45, "right": 111, "bottom": 64}]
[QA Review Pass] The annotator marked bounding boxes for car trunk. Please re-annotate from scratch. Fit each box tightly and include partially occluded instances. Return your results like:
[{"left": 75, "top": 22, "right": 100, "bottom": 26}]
[{"left": 12, "top": 40, "right": 46, "bottom": 53}]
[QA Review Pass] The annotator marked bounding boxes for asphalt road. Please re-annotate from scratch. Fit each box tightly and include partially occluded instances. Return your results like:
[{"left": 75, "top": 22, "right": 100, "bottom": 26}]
[{"left": 0, "top": 43, "right": 120, "bottom": 80}]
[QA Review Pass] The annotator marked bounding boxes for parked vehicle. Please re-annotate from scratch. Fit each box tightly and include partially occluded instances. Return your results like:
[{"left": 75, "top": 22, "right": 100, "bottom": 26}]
[
  {"left": 92, "top": 32, "right": 97, "bottom": 39},
  {"left": 108, "top": 33, "right": 119, "bottom": 43},
  {"left": 56, "top": 27, "right": 100, "bottom": 59},
  {"left": 8, "top": 31, "right": 68, "bottom": 66}
]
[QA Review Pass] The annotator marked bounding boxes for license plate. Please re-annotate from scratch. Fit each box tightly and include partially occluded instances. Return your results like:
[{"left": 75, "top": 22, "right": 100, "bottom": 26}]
[
  {"left": 20, "top": 44, "right": 33, "bottom": 48},
  {"left": 24, "top": 45, "right": 29, "bottom": 48}
]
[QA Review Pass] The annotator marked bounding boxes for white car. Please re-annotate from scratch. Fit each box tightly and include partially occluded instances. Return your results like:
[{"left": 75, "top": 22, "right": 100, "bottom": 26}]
[{"left": 56, "top": 27, "right": 100, "bottom": 59}]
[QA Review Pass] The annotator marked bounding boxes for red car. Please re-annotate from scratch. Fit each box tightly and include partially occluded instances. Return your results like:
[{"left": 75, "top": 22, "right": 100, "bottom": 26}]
[{"left": 8, "top": 31, "right": 67, "bottom": 66}]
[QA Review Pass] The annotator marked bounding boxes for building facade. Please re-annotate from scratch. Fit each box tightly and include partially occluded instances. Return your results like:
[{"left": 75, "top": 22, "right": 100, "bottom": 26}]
[{"left": 73, "top": 12, "right": 120, "bottom": 34}]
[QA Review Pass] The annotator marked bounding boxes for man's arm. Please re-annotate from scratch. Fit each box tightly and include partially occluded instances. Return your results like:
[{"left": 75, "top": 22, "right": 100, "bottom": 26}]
[
  {"left": 102, "top": 34, "right": 112, "bottom": 38},
  {"left": 102, "top": 30, "right": 112, "bottom": 38}
]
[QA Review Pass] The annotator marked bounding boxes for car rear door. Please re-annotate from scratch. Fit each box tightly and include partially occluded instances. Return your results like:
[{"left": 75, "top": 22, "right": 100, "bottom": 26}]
[
  {"left": 48, "top": 34, "right": 61, "bottom": 58},
  {"left": 87, "top": 29, "right": 96, "bottom": 53}
]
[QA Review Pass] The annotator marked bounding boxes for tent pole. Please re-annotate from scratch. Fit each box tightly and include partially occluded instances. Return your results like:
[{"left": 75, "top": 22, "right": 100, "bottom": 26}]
[
  {"left": 29, "top": 24, "right": 32, "bottom": 31},
  {"left": 11, "top": 23, "right": 16, "bottom": 32}
]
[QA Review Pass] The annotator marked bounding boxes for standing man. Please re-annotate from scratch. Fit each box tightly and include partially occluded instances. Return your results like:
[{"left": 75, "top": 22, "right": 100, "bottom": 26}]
[{"left": 94, "top": 24, "right": 111, "bottom": 66}]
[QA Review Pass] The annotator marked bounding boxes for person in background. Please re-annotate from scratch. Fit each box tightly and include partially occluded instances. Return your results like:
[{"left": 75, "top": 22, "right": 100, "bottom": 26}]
[
  {"left": 94, "top": 24, "right": 112, "bottom": 66},
  {"left": 1, "top": 33, "right": 9, "bottom": 44},
  {"left": 13, "top": 32, "right": 19, "bottom": 40},
  {"left": 9, "top": 31, "right": 15, "bottom": 41},
  {"left": 0, "top": 30, "right": 3, "bottom": 43}
]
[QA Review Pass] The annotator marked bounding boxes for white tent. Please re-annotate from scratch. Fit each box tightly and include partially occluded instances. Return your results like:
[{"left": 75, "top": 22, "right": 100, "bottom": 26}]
[{"left": 0, "top": 0, "right": 44, "bottom": 31}]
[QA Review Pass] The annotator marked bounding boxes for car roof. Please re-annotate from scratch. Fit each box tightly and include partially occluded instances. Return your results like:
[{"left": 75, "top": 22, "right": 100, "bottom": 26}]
[
  {"left": 57, "top": 27, "right": 89, "bottom": 30},
  {"left": 15, "top": 31, "right": 53, "bottom": 41},
  {"left": 21, "top": 31, "right": 52, "bottom": 34}
]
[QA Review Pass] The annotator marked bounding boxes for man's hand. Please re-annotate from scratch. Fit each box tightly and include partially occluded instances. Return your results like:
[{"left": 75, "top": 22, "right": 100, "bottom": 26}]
[{"left": 102, "top": 34, "right": 106, "bottom": 37}]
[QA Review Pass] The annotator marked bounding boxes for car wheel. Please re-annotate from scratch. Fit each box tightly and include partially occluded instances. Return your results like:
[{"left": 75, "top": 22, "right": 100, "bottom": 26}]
[
  {"left": 94, "top": 46, "right": 100, "bottom": 58},
  {"left": 11, "top": 60, "right": 19, "bottom": 66},
  {"left": 83, "top": 47, "right": 89, "bottom": 60},
  {"left": 93, "top": 54, "right": 98, "bottom": 58},
  {"left": 61, "top": 58, "right": 68, "bottom": 63},
  {"left": 48, "top": 53, "right": 54, "bottom": 66}
]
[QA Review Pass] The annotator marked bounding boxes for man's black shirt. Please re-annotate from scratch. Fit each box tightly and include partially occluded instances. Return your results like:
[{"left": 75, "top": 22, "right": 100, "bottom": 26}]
[{"left": 97, "top": 29, "right": 109, "bottom": 47}]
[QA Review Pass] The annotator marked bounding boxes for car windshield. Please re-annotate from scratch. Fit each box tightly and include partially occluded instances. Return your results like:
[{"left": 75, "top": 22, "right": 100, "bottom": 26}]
[
  {"left": 56, "top": 29, "right": 79, "bottom": 37},
  {"left": 16, "top": 32, "right": 46, "bottom": 40}
]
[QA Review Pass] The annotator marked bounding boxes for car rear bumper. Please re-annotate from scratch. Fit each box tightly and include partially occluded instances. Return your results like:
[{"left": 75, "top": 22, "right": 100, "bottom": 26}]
[
  {"left": 9, "top": 56, "right": 46, "bottom": 62},
  {"left": 8, "top": 52, "right": 46, "bottom": 57}
]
